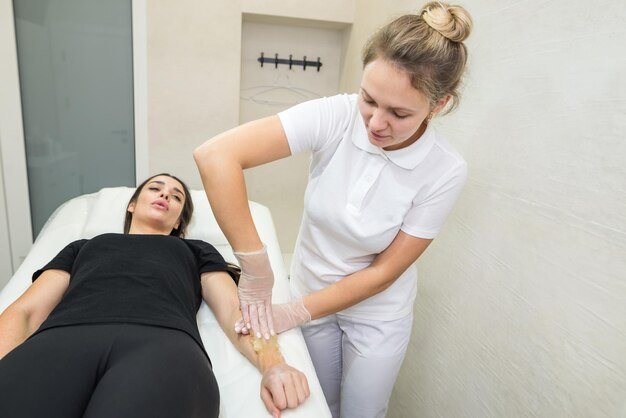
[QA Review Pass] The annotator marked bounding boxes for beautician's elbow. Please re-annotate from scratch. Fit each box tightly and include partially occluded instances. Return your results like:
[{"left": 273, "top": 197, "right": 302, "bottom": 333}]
[
  {"left": 368, "top": 266, "right": 399, "bottom": 295},
  {"left": 374, "top": 278, "right": 396, "bottom": 295},
  {"left": 193, "top": 141, "right": 223, "bottom": 177},
  {"left": 193, "top": 140, "right": 214, "bottom": 166}
]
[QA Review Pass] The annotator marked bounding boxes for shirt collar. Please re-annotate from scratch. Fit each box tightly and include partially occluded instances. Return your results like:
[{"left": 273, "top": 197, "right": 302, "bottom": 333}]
[{"left": 352, "top": 114, "right": 436, "bottom": 170}]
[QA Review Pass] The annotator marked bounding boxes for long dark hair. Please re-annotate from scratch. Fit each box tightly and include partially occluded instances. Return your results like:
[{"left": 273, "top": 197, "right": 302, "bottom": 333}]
[{"left": 123, "top": 173, "right": 194, "bottom": 238}]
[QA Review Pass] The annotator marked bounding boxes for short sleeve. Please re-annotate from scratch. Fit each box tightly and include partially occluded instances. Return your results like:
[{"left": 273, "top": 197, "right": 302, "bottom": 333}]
[
  {"left": 32, "top": 239, "right": 88, "bottom": 282},
  {"left": 401, "top": 162, "right": 468, "bottom": 239},
  {"left": 278, "top": 94, "right": 355, "bottom": 155},
  {"left": 186, "top": 239, "right": 240, "bottom": 284}
]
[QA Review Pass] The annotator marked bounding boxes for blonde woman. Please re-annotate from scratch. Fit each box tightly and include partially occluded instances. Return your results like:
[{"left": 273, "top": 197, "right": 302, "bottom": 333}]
[{"left": 195, "top": 3, "right": 473, "bottom": 417}]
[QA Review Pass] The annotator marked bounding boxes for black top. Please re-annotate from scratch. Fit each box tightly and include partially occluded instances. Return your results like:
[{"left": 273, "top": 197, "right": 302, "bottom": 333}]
[{"left": 32, "top": 233, "right": 238, "bottom": 361}]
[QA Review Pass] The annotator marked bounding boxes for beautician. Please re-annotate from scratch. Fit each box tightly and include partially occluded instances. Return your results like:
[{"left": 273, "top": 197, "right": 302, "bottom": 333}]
[{"left": 194, "top": 2, "right": 473, "bottom": 417}]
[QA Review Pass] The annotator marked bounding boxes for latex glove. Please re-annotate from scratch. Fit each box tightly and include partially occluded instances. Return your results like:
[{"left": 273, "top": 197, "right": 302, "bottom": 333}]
[
  {"left": 234, "top": 245, "right": 275, "bottom": 339},
  {"left": 236, "top": 297, "right": 311, "bottom": 335}
]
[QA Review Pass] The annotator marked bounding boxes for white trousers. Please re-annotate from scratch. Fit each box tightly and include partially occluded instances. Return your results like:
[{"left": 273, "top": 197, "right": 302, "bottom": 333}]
[{"left": 301, "top": 313, "right": 413, "bottom": 418}]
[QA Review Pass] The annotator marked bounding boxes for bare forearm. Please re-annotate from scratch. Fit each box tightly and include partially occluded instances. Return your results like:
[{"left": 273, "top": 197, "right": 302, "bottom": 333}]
[
  {"left": 194, "top": 150, "right": 262, "bottom": 251},
  {"left": 0, "top": 307, "right": 33, "bottom": 359},
  {"left": 193, "top": 116, "right": 292, "bottom": 252},
  {"left": 221, "top": 311, "right": 284, "bottom": 372},
  {"left": 303, "top": 232, "right": 433, "bottom": 320},
  {"left": 303, "top": 265, "right": 395, "bottom": 320},
  {"left": 252, "top": 335, "right": 284, "bottom": 373},
  {"left": 203, "top": 273, "right": 309, "bottom": 414},
  {"left": 0, "top": 270, "right": 69, "bottom": 359}
]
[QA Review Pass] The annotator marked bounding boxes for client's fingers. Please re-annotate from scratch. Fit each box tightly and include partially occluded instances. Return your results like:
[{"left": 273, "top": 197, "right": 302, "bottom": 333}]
[
  {"left": 295, "top": 372, "right": 310, "bottom": 404},
  {"left": 261, "top": 387, "right": 281, "bottom": 418}
]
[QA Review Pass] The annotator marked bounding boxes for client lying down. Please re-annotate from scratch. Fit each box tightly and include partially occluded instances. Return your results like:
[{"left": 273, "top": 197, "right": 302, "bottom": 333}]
[{"left": 0, "top": 173, "right": 309, "bottom": 418}]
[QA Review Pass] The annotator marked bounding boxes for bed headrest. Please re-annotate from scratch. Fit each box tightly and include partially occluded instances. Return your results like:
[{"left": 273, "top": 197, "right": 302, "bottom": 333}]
[
  {"left": 83, "top": 187, "right": 133, "bottom": 237},
  {"left": 81, "top": 187, "right": 229, "bottom": 246}
]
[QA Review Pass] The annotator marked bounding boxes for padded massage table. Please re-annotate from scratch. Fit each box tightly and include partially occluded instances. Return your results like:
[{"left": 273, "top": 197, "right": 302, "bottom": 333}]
[{"left": 0, "top": 187, "right": 331, "bottom": 418}]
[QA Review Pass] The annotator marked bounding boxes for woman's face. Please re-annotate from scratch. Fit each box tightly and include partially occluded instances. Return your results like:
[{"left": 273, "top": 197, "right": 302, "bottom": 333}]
[
  {"left": 127, "top": 175, "right": 186, "bottom": 234},
  {"left": 358, "top": 59, "right": 444, "bottom": 151}
]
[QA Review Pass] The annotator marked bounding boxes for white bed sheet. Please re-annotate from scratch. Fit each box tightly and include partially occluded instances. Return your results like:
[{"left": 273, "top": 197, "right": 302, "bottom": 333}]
[{"left": 0, "top": 187, "right": 330, "bottom": 418}]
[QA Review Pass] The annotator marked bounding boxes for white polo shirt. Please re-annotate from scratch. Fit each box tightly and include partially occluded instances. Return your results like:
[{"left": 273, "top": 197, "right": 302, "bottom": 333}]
[{"left": 278, "top": 94, "right": 467, "bottom": 320}]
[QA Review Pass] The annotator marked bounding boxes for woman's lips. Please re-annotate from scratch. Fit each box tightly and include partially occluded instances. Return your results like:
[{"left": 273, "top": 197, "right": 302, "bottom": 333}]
[
  {"left": 369, "top": 130, "right": 389, "bottom": 142},
  {"left": 152, "top": 200, "right": 168, "bottom": 210}
]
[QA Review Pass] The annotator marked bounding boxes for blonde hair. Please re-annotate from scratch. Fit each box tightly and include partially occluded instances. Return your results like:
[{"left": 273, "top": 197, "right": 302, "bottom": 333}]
[{"left": 362, "top": 1, "right": 473, "bottom": 114}]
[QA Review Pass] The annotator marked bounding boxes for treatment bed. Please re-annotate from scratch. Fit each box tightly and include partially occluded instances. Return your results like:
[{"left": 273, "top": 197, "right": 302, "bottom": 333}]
[{"left": 0, "top": 187, "right": 331, "bottom": 418}]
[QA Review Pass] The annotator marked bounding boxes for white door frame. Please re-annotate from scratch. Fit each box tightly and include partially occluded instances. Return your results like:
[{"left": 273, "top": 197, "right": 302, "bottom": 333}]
[{"left": 0, "top": 0, "right": 148, "bottom": 275}]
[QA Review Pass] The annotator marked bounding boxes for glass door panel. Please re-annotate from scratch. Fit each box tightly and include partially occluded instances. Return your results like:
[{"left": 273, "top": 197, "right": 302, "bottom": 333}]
[{"left": 13, "top": 0, "right": 135, "bottom": 237}]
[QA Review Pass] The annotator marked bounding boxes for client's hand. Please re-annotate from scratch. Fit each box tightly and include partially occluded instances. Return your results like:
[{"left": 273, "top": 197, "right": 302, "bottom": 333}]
[
  {"left": 253, "top": 335, "right": 310, "bottom": 417},
  {"left": 234, "top": 245, "right": 275, "bottom": 340},
  {"left": 261, "top": 364, "right": 310, "bottom": 417},
  {"left": 235, "top": 297, "right": 311, "bottom": 335}
]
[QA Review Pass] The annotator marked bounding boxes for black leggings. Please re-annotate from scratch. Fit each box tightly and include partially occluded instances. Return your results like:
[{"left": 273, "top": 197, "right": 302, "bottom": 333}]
[{"left": 0, "top": 323, "right": 219, "bottom": 418}]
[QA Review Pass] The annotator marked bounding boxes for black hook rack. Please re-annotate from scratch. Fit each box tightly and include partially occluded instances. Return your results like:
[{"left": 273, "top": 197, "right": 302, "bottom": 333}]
[{"left": 258, "top": 52, "right": 322, "bottom": 72}]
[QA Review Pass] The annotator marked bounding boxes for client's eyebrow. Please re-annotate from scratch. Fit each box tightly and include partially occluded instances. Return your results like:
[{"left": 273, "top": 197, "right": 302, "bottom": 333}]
[{"left": 148, "top": 181, "right": 185, "bottom": 197}]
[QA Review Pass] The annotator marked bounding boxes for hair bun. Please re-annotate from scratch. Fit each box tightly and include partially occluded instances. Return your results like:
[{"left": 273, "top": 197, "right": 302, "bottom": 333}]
[{"left": 421, "top": 2, "right": 472, "bottom": 42}]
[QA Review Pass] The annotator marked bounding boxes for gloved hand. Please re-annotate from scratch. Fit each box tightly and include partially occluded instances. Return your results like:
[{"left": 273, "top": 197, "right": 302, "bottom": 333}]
[
  {"left": 236, "top": 297, "right": 311, "bottom": 335},
  {"left": 234, "top": 245, "right": 275, "bottom": 339}
]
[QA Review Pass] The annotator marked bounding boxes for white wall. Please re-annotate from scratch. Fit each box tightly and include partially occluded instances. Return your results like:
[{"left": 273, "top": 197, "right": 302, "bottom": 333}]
[
  {"left": 239, "top": 19, "right": 346, "bottom": 254},
  {"left": 0, "top": 143, "right": 12, "bottom": 287},
  {"left": 241, "top": 0, "right": 354, "bottom": 25},
  {"left": 147, "top": 0, "right": 354, "bottom": 188},
  {"left": 341, "top": 1, "right": 626, "bottom": 417},
  {"left": 146, "top": 0, "right": 354, "bottom": 257},
  {"left": 146, "top": 0, "right": 243, "bottom": 184}
]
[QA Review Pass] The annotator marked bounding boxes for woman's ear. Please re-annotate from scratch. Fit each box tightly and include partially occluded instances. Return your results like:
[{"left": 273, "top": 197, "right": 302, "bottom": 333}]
[
  {"left": 127, "top": 201, "right": 136, "bottom": 214},
  {"left": 432, "top": 95, "right": 451, "bottom": 115}
]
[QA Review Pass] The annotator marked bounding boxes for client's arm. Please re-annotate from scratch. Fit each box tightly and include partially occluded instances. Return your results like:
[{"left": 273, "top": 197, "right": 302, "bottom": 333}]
[
  {"left": 0, "top": 269, "right": 69, "bottom": 359},
  {"left": 200, "top": 271, "right": 309, "bottom": 417}
]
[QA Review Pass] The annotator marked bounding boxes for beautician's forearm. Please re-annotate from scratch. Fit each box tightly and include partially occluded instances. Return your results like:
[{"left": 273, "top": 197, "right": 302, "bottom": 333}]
[
  {"left": 193, "top": 116, "right": 292, "bottom": 252},
  {"left": 302, "top": 265, "right": 397, "bottom": 320},
  {"left": 193, "top": 147, "right": 263, "bottom": 252},
  {"left": 303, "top": 232, "right": 433, "bottom": 319}
]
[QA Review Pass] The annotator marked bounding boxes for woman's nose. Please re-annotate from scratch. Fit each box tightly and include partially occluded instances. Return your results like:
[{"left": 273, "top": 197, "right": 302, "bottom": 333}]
[{"left": 369, "top": 109, "right": 387, "bottom": 130}]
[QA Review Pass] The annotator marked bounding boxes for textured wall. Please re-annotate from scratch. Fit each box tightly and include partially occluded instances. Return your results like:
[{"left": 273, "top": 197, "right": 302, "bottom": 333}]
[{"left": 340, "top": 1, "right": 626, "bottom": 417}]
